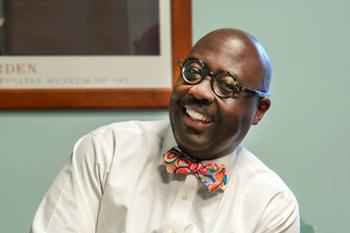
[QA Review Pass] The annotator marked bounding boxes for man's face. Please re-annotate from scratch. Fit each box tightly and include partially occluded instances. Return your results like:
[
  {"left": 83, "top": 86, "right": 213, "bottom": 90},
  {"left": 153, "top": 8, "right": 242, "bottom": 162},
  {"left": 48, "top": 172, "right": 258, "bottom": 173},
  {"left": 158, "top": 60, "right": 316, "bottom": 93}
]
[{"left": 169, "top": 34, "right": 268, "bottom": 160}]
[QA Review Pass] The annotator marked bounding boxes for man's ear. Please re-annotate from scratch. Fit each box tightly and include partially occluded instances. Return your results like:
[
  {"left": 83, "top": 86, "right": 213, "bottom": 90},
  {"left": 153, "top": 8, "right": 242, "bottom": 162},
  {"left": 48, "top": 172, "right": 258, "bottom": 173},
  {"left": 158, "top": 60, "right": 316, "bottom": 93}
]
[{"left": 252, "top": 98, "right": 271, "bottom": 125}]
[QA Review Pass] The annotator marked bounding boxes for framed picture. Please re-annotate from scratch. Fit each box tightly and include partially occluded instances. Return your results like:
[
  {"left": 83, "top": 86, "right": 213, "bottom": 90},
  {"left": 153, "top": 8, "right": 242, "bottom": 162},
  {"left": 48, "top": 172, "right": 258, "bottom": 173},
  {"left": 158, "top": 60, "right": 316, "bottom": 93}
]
[{"left": 0, "top": 0, "right": 192, "bottom": 109}]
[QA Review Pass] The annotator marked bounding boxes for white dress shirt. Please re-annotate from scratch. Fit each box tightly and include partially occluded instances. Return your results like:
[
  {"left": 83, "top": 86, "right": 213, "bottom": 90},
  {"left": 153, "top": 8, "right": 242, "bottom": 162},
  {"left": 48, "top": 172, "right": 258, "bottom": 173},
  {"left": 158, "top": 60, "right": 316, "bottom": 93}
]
[{"left": 30, "top": 121, "right": 299, "bottom": 233}]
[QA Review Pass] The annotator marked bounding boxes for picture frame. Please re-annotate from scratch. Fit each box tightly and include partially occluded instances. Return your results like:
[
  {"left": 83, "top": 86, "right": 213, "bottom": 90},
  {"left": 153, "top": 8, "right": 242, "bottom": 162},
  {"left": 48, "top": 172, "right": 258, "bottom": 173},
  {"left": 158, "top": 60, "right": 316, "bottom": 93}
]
[{"left": 0, "top": 0, "right": 192, "bottom": 109}]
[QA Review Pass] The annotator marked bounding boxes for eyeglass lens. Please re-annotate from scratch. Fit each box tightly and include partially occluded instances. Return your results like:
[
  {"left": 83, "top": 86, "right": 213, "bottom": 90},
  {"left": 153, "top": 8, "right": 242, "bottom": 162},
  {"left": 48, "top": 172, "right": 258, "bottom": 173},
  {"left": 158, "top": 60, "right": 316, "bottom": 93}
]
[{"left": 182, "top": 59, "right": 239, "bottom": 98}]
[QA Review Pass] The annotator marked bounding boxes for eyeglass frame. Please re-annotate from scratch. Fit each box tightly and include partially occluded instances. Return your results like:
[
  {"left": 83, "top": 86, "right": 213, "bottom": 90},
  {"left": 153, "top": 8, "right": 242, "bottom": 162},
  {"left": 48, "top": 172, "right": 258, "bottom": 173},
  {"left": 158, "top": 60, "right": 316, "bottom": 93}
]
[{"left": 178, "top": 57, "right": 271, "bottom": 98}]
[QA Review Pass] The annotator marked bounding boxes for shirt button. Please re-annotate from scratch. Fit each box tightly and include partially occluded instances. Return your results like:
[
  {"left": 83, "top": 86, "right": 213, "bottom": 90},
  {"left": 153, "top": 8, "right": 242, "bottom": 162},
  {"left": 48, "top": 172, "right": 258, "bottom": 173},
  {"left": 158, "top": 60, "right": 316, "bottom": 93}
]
[{"left": 181, "top": 193, "right": 188, "bottom": 201}]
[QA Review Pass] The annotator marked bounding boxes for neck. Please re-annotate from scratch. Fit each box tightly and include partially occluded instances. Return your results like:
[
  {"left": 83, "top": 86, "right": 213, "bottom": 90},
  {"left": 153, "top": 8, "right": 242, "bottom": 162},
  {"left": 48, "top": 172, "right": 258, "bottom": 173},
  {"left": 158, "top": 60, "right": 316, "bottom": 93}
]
[{"left": 179, "top": 145, "right": 237, "bottom": 161}]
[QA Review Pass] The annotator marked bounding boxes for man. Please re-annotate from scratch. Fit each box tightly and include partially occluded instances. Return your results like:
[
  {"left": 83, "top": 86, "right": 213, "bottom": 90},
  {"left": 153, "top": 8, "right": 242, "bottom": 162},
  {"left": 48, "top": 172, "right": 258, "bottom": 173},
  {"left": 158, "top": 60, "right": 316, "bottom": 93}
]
[{"left": 30, "top": 28, "right": 299, "bottom": 233}]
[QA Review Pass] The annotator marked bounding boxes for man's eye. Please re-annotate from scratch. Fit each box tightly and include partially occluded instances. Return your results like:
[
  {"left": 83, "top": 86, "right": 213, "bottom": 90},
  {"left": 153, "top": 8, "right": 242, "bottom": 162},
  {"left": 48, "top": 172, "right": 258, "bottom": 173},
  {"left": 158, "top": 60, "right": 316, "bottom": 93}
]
[
  {"left": 218, "top": 80, "right": 234, "bottom": 92},
  {"left": 184, "top": 66, "right": 202, "bottom": 82},
  {"left": 213, "top": 77, "right": 238, "bottom": 98},
  {"left": 186, "top": 66, "right": 201, "bottom": 74}
]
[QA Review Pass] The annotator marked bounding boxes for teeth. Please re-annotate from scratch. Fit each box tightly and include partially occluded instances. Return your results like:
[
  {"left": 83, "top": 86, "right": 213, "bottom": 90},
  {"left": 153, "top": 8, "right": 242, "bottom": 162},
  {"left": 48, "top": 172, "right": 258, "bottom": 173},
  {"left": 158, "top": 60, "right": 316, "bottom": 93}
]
[{"left": 185, "top": 106, "right": 211, "bottom": 123}]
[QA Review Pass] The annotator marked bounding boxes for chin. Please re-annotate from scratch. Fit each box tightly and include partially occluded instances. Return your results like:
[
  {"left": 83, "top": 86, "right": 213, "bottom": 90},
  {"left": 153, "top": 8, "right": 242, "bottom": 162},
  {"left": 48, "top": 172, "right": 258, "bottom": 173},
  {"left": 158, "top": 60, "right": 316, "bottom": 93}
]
[{"left": 175, "top": 135, "right": 219, "bottom": 160}]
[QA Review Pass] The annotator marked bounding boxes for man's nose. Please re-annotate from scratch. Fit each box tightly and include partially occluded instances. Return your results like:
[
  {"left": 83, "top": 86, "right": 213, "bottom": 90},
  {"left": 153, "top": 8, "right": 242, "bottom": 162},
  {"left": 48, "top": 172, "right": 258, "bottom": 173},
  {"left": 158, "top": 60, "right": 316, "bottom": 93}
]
[{"left": 188, "top": 78, "right": 215, "bottom": 103}]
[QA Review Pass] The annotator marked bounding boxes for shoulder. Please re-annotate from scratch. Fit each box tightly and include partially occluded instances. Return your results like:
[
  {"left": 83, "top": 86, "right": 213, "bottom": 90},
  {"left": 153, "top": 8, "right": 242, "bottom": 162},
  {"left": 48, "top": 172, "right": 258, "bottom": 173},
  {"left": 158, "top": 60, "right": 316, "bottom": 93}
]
[
  {"left": 90, "top": 120, "right": 169, "bottom": 138},
  {"left": 82, "top": 120, "right": 169, "bottom": 147},
  {"left": 72, "top": 120, "right": 169, "bottom": 172},
  {"left": 79, "top": 120, "right": 170, "bottom": 151},
  {"left": 232, "top": 147, "right": 299, "bottom": 231},
  {"left": 235, "top": 146, "right": 296, "bottom": 197},
  {"left": 233, "top": 146, "right": 298, "bottom": 210}
]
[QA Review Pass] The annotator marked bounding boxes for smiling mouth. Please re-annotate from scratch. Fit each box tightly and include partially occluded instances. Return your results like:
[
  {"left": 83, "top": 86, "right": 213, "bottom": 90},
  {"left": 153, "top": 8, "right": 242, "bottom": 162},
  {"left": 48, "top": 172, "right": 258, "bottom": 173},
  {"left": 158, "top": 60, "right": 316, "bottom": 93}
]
[{"left": 183, "top": 105, "right": 214, "bottom": 124}]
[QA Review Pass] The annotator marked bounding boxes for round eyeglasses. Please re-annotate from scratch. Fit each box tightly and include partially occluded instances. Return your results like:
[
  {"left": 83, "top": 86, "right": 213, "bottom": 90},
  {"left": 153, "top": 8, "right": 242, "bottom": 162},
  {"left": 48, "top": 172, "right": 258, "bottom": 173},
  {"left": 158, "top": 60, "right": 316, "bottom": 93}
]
[{"left": 178, "top": 57, "right": 271, "bottom": 98}]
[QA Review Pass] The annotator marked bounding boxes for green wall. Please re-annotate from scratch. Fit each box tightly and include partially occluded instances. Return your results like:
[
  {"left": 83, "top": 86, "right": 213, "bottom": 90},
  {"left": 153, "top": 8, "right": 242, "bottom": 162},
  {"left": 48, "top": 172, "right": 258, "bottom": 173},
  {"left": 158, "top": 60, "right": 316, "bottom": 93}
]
[{"left": 1, "top": 0, "right": 349, "bottom": 232}]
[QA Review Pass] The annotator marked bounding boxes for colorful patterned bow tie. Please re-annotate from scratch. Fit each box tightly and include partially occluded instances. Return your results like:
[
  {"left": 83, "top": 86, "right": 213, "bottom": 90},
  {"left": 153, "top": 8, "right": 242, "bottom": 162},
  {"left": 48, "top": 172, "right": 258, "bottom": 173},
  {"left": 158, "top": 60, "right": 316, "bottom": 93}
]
[{"left": 163, "top": 147, "right": 227, "bottom": 192}]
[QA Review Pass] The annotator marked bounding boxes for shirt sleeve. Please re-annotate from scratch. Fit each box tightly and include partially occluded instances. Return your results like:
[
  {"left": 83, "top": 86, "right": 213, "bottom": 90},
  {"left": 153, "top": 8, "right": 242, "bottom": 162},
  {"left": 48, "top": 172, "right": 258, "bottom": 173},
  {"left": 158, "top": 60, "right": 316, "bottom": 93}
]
[
  {"left": 255, "top": 191, "right": 300, "bottom": 233},
  {"left": 30, "top": 133, "right": 112, "bottom": 233}
]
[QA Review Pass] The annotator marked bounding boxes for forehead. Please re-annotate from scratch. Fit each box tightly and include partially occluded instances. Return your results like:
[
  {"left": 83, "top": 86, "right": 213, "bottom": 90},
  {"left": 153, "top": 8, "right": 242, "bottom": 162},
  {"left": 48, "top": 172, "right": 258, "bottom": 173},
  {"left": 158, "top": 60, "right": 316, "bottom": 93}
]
[{"left": 188, "top": 36, "right": 265, "bottom": 89}]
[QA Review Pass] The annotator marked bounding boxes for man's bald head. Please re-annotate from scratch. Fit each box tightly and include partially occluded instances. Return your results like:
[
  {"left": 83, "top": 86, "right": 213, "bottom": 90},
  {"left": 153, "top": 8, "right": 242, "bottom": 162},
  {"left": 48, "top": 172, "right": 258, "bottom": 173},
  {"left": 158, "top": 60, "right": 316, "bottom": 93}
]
[{"left": 189, "top": 28, "right": 271, "bottom": 93}]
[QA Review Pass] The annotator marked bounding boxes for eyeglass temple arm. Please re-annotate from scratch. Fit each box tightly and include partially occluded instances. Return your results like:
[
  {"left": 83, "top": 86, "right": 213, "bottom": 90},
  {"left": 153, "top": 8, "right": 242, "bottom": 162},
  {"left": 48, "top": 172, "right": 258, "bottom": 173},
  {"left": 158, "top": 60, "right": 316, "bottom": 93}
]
[{"left": 241, "top": 87, "right": 271, "bottom": 98}]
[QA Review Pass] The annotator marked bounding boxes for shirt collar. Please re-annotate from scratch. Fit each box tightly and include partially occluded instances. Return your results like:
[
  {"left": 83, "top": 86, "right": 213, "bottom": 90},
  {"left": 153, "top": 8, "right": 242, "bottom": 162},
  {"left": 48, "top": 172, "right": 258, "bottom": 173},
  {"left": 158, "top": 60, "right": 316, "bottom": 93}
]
[{"left": 160, "top": 124, "right": 177, "bottom": 156}]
